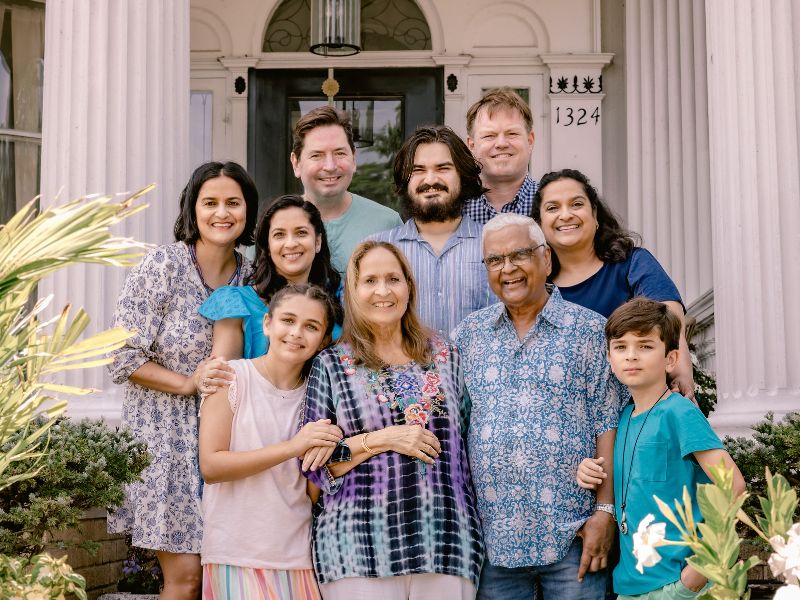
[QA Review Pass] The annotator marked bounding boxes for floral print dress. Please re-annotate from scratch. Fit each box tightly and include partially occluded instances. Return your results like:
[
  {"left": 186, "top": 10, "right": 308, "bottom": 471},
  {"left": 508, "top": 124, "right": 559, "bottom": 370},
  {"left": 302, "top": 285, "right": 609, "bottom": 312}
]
[{"left": 107, "top": 242, "right": 251, "bottom": 553}]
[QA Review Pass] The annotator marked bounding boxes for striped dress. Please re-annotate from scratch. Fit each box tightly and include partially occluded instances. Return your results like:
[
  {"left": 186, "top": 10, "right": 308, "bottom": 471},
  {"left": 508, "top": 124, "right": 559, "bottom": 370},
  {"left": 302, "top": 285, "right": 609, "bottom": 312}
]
[{"left": 301, "top": 339, "right": 484, "bottom": 587}]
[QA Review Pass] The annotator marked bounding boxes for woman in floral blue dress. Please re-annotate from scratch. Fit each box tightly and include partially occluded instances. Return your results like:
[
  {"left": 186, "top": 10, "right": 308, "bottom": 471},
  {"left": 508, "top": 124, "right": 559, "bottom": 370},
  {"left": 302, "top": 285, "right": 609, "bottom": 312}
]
[
  {"left": 107, "top": 161, "right": 258, "bottom": 600},
  {"left": 301, "top": 241, "right": 484, "bottom": 599}
]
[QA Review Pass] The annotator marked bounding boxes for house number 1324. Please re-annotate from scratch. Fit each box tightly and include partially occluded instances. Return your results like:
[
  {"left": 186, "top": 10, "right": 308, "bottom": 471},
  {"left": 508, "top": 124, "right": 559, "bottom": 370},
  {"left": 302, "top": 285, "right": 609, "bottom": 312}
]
[{"left": 556, "top": 106, "right": 600, "bottom": 126}]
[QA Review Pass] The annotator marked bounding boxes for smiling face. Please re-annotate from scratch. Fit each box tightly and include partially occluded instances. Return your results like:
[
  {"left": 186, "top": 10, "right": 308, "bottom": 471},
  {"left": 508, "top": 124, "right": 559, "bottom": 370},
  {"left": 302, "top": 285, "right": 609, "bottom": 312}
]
[
  {"left": 290, "top": 124, "right": 356, "bottom": 205},
  {"left": 406, "top": 142, "right": 463, "bottom": 223},
  {"left": 194, "top": 176, "right": 248, "bottom": 248},
  {"left": 267, "top": 206, "right": 322, "bottom": 284},
  {"left": 354, "top": 246, "right": 410, "bottom": 329},
  {"left": 537, "top": 177, "right": 598, "bottom": 254},
  {"left": 264, "top": 294, "right": 328, "bottom": 366},
  {"left": 483, "top": 224, "right": 551, "bottom": 310},
  {"left": 468, "top": 107, "right": 534, "bottom": 186},
  {"left": 607, "top": 329, "right": 677, "bottom": 393}
]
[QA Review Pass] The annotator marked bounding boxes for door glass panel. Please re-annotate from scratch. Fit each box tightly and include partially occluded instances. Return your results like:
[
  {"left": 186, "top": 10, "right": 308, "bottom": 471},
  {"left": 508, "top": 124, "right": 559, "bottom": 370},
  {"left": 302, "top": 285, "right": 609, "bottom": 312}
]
[{"left": 288, "top": 97, "right": 403, "bottom": 212}]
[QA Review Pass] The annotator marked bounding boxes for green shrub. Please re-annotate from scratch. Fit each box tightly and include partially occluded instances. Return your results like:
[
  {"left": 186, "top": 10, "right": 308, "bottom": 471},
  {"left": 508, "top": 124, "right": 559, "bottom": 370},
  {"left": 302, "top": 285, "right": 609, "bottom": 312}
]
[
  {"left": 724, "top": 411, "right": 800, "bottom": 539},
  {"left": 0, "top": 417, "right": 150, "bottom": 557}
]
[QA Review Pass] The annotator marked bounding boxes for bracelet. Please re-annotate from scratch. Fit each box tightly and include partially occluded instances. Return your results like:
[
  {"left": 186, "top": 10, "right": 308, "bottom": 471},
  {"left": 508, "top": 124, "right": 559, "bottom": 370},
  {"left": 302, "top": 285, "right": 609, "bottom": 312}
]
[
  {"left": 361, "top": 432, "right": 377, "bottom": 455},
  {"left": 595, "top": 503, "right": 616, "bottom": 520}
]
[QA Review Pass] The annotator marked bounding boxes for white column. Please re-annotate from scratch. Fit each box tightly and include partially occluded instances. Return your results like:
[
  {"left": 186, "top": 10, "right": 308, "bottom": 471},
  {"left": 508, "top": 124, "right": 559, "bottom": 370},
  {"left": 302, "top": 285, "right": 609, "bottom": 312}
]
[
  {"left": 40, "top": 1, "right": 190, "bottom": 421},
  {"left": 540, "top": 54, "right": 613, "bottom": 192},
  {"left": 705, "top": 0, "right": 800, "bottom": 434},
  {"left": 432, "top": 55, "right": 471, "bottom": 139},
  {"left": 624, "top": 0, "right": 712, "bottom": 307}
]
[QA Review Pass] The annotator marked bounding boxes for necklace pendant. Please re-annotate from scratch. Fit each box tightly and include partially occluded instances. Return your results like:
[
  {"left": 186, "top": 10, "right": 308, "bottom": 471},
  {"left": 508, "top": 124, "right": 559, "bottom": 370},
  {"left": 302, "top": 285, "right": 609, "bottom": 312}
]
[{"left": 620, "top": 512, "right": 628, "bottom": 535}]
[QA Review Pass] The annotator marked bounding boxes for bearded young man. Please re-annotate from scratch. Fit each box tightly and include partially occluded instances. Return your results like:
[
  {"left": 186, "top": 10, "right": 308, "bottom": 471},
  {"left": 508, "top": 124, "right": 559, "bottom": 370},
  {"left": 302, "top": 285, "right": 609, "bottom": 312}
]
[{"left": 369, "top": 125, "right": 494, "bottom": 339}]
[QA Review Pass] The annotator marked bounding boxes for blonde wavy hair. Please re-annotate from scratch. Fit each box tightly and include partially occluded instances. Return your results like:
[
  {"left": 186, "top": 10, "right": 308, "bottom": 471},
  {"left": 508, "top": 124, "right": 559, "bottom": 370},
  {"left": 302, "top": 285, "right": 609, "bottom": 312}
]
[{"left": 342, "top": 241, "right": 432, "bottom": 370}]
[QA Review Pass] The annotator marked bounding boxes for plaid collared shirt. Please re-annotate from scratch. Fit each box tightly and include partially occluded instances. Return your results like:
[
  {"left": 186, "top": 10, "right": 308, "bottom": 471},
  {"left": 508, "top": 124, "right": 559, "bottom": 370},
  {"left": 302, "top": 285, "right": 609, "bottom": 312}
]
[{"left": 462, "top": 174, "right": 538, "bottom": 225}]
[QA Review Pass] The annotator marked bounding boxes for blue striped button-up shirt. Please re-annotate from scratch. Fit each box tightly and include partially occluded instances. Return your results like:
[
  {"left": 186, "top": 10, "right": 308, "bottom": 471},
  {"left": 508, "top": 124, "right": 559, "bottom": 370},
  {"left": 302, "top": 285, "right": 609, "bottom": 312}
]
[
  {"left": 370, "top": 217, "right": 495, "bottom": 339},
  {"left": 462, "top": 174, "right": 538, "bottom": 225}
]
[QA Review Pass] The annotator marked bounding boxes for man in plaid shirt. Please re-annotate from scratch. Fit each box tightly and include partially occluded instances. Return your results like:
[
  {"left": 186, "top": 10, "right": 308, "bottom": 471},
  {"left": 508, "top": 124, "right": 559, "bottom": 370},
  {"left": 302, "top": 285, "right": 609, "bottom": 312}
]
[{"left": 463, "top": 87, "right": 538, "bottom": 225}]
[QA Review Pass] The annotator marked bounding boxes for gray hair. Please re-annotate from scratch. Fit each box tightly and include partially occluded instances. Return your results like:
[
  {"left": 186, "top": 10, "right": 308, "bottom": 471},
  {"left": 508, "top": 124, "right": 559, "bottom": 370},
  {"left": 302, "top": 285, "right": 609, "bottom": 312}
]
[{"left": 482, "top": 213, "right": 546, "bottom": 248}]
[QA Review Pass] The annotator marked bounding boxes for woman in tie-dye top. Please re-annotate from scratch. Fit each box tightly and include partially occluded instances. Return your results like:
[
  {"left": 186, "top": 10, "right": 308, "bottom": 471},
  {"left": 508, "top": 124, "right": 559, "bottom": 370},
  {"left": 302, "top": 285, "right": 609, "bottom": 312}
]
[{"left": 300, "top": 241, "right": 484, "bottom": 599}]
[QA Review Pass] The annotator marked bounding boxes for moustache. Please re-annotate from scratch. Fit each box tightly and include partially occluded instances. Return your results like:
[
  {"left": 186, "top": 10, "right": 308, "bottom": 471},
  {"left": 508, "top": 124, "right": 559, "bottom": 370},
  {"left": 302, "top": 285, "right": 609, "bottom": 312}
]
[{"left": 415, "top": 183, "right": 449, "bottom": 194}]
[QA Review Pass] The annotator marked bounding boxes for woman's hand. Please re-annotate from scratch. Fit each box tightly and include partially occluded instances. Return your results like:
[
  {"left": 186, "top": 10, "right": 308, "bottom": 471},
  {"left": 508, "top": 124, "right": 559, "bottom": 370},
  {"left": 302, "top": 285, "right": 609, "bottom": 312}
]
[
  {"left": 371, "top": 425, "right": 441, "bottom": 464},
  {"left": 576, "top": 457, "right": 607, "bottom": 490},
  {"left": 191, "top": 356, "right": 235, "bottom": 396},
  {"left": 291, "top": 419, "right": 343, "bottom": 457},
  {"left": 301, "top": 445, "right": 337, "bottom": 472}
]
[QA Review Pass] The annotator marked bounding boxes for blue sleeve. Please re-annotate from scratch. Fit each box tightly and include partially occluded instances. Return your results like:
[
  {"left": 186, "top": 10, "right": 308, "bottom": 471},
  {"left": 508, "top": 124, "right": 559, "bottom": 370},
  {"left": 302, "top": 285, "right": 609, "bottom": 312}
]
[
  {"left": 198, "top": 286, "right": 250, "bottom": 321},
  {"left": 669, "top": 396, "right": 724, "bottom": 458},
  {"left": 627, "top": 248, "right": 684, "bottom": 309}
]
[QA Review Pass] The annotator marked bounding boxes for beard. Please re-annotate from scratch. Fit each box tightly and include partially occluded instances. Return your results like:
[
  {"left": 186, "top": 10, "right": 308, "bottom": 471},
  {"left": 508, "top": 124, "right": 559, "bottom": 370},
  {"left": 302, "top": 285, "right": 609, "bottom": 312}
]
[{"left": 404, "top": 183, "right": 463, "bottom": 223}]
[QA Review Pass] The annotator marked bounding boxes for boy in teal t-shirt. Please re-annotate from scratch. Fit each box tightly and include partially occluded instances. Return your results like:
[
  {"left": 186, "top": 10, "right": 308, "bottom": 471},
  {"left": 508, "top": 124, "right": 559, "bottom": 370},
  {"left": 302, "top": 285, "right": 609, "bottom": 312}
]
[{"left": 577, "top": 298, "right": 745, "bottom": 599}]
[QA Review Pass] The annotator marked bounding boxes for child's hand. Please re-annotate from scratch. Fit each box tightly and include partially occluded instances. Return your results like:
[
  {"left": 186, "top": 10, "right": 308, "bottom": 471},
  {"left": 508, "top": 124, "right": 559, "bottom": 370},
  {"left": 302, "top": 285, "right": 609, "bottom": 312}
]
[
  {"left": 302, "top": 445, "right": 336, "bottom": 472},
  {"left": 576, "top": 457, "right": 606, "bottom": 490},
  {"left": 292, "top": 419, "right": 343, "bottom": 456},
  {"left": 680, "top": 565, "right": 707, "bottom": 592}
]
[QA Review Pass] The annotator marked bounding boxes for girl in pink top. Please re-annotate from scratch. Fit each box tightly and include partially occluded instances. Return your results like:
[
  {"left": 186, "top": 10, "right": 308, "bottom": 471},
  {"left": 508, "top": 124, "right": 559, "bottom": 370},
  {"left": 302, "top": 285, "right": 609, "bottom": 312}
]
[{"left": 199, "top": 284, "right": 342, "bottom": 600}]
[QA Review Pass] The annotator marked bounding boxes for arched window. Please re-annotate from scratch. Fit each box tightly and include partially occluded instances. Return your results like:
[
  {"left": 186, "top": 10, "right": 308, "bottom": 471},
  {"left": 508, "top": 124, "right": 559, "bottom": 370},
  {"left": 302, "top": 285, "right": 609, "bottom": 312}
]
[{"left": 263, "top": 0, "right": 432, "bottom": 52}]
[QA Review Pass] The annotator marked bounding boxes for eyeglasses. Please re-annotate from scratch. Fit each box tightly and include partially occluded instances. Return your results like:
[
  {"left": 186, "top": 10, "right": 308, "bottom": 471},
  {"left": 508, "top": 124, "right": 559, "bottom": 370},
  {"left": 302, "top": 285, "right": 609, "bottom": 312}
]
[{"left": 482, "top": 244, "right": 545, "bottom": 271}]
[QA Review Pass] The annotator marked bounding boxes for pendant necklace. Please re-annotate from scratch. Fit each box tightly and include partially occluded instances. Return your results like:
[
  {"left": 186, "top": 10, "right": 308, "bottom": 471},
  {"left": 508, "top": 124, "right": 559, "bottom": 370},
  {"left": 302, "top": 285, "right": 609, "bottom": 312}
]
[
  {"left": 189, "top": 243, "right": 242, "bottom": 295},
  {"left": 619, "top": 386, "right": 670, "bottom": 535}
]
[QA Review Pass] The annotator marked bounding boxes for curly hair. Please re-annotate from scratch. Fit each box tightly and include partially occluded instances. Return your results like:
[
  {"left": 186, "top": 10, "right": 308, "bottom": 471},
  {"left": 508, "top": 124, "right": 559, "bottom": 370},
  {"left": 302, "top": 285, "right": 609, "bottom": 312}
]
[
  {"left": 532, "top": 168, "right": 640, "bottom": 279},
  {"left": 250, "top": 195, "right": 341, "bottom": 319}
]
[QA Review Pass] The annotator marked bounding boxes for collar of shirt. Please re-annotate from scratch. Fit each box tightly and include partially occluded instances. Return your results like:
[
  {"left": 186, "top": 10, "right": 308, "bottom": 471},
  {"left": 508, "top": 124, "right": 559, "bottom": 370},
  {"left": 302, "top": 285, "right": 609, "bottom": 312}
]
[
  {"left": 396, "top": 215, "right": 482, "bottom": 242},
  {"left": 490, "top": 284, "right": 569, "bottom": 338},
  {"left": 478, "top": 174, "right": 537, "bottom": 213}
]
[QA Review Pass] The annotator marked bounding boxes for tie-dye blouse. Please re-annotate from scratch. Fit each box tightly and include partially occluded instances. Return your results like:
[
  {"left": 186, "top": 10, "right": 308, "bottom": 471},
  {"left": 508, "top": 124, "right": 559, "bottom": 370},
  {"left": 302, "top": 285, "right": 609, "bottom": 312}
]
[{"left": 301, "top": 339, "right": 484, "bottom": 586}]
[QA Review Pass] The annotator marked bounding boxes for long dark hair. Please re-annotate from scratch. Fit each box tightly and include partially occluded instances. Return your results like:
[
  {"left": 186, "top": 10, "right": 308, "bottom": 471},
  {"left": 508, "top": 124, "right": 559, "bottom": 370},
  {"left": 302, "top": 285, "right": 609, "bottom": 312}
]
[
  {"left": 393, "top": 125, "right": 487, "bottom": 203},
  {"left": 173, "top": 161, "right": 258, "bottom": 246},
  {"left": 532, "top": 168, "right": 640, "bottom": 279},
  {"left": 250, "top": 195, "right": 341, "bottom": 312}
]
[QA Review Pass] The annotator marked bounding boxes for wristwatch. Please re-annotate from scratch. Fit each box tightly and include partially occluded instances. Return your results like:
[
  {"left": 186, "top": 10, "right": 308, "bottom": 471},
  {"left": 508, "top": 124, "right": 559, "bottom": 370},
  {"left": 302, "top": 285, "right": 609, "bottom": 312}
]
[{"left": 595, "top": 503, "right": 616, "bottom": 520}]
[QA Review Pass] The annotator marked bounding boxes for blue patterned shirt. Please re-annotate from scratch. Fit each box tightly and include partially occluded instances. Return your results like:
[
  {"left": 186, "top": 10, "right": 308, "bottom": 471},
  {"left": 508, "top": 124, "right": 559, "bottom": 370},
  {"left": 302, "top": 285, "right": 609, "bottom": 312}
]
[
  {"left": 454, "top": 287, "right": 626, "bottom": 567},
  {"left": 462, "top": 174, "right": 538, "bottom": 225},
  {"left": 369, "top": 217, "right": 495, "bottom": 339}
]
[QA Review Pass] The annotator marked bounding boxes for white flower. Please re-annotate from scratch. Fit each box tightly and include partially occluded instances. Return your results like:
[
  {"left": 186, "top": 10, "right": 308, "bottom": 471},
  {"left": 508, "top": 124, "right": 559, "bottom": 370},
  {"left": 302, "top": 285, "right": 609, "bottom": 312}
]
[
  {"left": 769, "top": 523, "right": 800, "bottom": 585},
  {"left": 633, "top": 514, "right": 666, "bottom": 574},
  {"left": 773, "top": 584, "right": 800, "bottom": 600}
]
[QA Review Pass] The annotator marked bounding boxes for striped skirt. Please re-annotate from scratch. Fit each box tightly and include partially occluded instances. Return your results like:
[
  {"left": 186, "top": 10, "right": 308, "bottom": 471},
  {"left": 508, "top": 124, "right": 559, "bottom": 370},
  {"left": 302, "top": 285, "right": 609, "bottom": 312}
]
[{"left": 202, "top": 564, "right": 321, "bottom": 600}]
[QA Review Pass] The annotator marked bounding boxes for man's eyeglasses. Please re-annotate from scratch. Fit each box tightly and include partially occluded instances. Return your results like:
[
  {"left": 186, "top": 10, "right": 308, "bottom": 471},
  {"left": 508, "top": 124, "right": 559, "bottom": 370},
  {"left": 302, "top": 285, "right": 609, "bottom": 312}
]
[{"left": 482, "top": 244, "right": 545, "bottom": 271}]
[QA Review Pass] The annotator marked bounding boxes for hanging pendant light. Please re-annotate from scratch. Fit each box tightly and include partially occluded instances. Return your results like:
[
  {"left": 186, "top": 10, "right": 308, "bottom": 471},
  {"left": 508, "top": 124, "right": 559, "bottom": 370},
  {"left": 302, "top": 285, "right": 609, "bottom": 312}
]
[{"left": 310, "top": 0, "right": 361, "bottom": 56}]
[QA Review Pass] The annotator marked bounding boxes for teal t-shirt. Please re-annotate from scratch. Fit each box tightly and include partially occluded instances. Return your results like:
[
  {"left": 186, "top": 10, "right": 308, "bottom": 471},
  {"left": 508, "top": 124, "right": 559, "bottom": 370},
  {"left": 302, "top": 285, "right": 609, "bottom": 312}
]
[
  {"left": 613, "top": 393, "right": 724, "bottom": 596},
  {"left": 325, "top": 193, "right": 403, "bottom": 273},
  {"left": 199, "top": 285, "right": 342, "bottom": 359}
]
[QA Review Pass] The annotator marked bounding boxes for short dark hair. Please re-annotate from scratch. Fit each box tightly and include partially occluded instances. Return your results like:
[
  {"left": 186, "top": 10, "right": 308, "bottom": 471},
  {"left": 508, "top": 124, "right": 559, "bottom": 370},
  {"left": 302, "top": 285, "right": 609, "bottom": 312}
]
[
  {"left": 250, "top": 195, "right": 342, "bottom": 319},
  {"left": 173, "top": 161, "right": 259, "bottom": 246},
  {"left": 292, "top": 106, "right": 355, "bottom": 157},
  {"left": 532, "top": 168, "right": 641, "bottom": 279},
  {"left": 393, "top": 125, "right": 486, "bottom": 204},
  {"left": 466, "top": 87, "right": 533, "bottom": 135},
  {"left": 605, "top": 297, "right": 681, "bottom": 353}
]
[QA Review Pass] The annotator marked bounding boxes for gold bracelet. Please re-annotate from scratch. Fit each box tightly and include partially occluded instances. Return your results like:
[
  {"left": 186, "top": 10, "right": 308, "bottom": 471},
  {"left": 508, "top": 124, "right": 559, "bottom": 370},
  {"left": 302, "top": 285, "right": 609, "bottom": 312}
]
[{"left": 361, "top": 432, "right": 377, "bottom": 455}]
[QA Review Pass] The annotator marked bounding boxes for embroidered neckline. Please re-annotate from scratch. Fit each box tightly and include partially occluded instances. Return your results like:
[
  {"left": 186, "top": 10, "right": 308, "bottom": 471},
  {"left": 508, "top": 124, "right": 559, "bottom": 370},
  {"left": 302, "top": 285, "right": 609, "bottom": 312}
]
[{"left": 335, "top": 341, "right": 449, "bottom": 427}]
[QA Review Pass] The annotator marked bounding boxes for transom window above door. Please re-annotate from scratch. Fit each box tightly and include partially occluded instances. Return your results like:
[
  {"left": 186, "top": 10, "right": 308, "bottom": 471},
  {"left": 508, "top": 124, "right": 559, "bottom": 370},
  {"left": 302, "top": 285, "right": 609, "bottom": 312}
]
[{"left": 263, "top": 0, "right": 431, "bottom": 52}]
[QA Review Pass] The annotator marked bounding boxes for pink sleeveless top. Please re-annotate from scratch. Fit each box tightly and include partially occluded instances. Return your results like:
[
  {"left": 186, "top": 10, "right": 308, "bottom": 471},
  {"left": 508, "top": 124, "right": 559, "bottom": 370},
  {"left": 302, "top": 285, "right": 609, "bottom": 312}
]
[{"left": 201, "top": 359, "right": 313, "bottom": 570}]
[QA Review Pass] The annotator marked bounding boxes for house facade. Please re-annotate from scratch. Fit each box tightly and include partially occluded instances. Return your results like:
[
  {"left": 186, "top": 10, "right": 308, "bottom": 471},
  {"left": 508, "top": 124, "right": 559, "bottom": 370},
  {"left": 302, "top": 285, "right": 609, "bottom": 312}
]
[{"left": 2, "top": 0, "right": 797, "bottom": 434}]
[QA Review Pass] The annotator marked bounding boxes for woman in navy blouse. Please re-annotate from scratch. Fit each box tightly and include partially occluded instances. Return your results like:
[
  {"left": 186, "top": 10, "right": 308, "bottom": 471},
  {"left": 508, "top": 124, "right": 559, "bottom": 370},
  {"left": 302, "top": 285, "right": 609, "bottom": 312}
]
[{"left": 532, "top": 168, "right": 694, "bottom": 397}]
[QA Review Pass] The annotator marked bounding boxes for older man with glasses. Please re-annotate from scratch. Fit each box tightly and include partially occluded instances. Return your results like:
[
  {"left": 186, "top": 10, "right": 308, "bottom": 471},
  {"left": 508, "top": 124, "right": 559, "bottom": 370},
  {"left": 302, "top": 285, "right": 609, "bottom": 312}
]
[{"left": 454, "top": 213, "right": 626, "bottom": 600}]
